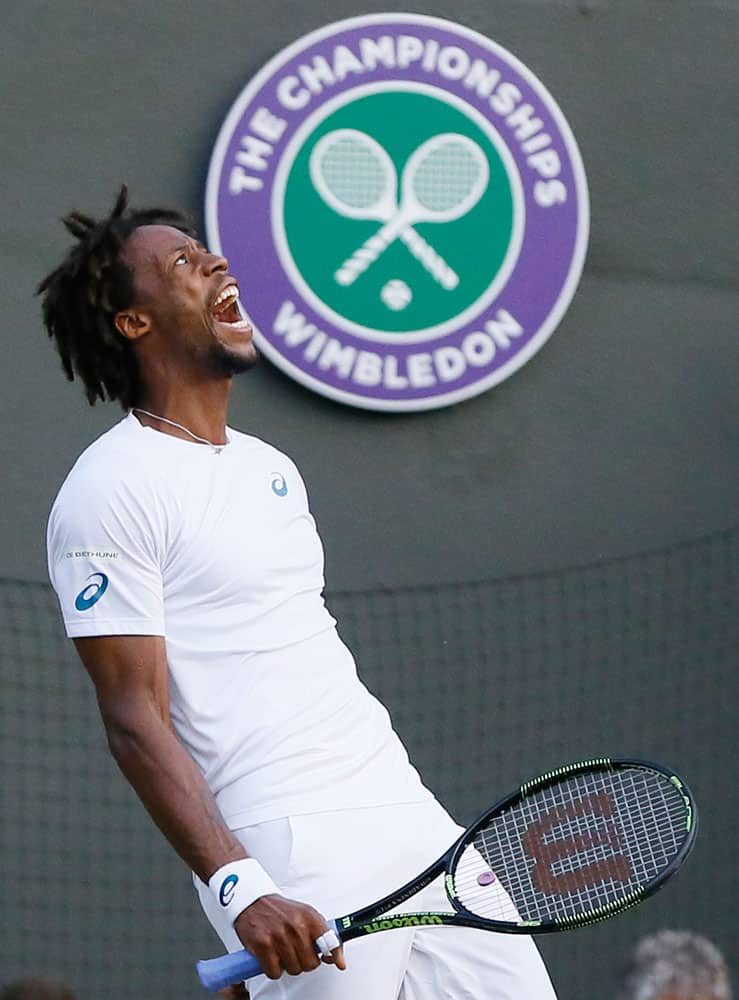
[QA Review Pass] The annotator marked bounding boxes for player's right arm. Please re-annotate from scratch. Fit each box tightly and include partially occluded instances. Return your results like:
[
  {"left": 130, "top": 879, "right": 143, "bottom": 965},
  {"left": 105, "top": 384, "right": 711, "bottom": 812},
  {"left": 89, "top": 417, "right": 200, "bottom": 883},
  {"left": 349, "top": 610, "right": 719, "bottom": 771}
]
[{"left": 74, "top": 632, "right": 345, "bottom": 980}]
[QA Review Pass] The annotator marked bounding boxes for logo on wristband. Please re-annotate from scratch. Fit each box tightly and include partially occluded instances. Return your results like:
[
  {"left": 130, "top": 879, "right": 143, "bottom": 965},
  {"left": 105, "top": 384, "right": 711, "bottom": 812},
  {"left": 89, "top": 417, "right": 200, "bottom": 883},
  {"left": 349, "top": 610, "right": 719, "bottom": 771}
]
[{"left": 219, "top": 874, "right": 239, "bottom": 907}]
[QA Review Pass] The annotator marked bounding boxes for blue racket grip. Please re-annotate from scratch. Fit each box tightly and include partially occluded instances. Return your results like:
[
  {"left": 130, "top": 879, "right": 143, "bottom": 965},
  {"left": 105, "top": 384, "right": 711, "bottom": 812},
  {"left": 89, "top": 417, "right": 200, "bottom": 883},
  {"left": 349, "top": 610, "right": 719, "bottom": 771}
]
[
  {"left": 197, "top": 949, "right": 262, "bottom": 991},
  {"left": 196, "top": 919, "right": 340, "bottom": 992}
]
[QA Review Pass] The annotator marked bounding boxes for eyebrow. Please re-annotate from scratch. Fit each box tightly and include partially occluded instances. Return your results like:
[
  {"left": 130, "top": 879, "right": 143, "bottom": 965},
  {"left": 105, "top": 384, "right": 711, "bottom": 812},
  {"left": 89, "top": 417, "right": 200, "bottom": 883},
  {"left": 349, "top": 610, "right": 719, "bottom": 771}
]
[{"left": 168, "top": 240, "right": 209, "bottom": 258}]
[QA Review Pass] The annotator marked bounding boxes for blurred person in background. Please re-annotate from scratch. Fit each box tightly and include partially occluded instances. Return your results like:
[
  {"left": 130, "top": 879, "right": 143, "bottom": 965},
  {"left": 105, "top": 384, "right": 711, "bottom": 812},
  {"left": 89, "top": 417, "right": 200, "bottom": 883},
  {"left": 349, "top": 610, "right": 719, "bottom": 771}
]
[
  {"left": 616, "top": 930, "right": 732, "bottom": 1000},
  {"left": 0, "top": 979, "right": 76, "bottom": 1000}
]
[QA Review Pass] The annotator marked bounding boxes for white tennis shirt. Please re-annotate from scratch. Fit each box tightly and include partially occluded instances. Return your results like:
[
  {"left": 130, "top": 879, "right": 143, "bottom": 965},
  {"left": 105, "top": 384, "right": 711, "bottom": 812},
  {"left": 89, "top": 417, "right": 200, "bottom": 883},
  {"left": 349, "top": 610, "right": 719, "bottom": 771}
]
[{"left": 47, "top": 414, "right": 431, "bottom": 825}]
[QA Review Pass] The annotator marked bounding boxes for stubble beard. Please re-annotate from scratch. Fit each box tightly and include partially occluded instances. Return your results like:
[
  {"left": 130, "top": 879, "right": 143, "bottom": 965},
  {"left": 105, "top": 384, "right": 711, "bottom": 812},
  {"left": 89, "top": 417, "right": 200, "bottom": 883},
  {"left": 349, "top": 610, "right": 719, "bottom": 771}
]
[{"left": 210, "top": 339, "right": 260, "bottom": 377}]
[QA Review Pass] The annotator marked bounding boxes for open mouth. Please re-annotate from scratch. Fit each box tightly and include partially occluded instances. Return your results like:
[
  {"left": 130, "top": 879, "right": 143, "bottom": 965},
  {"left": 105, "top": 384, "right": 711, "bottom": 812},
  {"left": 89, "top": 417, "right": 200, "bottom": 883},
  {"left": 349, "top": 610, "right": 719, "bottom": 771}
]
[{"left": 211, "top": 284, "right": 250, "bottom": 330}]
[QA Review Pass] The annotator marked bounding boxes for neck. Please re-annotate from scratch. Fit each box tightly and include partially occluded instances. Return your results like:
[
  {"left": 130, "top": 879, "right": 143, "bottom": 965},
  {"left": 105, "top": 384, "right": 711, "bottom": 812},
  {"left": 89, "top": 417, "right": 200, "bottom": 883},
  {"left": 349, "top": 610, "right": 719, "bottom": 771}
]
[{"left": 133, "top": 380, "right": 232, "bottom": 446}]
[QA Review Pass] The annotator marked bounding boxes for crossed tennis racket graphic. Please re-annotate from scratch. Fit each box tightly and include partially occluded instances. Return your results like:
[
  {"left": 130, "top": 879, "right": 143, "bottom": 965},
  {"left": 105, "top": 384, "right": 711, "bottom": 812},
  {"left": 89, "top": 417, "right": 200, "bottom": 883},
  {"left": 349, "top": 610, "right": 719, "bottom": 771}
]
[{"left": 309, "top": 129, "right": 490, "bottom": 291}]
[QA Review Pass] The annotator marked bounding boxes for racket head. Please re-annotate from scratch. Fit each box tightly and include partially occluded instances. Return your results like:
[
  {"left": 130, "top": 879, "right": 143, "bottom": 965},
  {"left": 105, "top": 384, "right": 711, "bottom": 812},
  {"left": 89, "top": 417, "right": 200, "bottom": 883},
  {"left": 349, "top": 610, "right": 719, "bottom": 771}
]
[
  {"left": 309, "top": 128, "right": 397, "bottom": 221},
  {"left": 446, "top": 758, "right": 697, "bottom": 933},
  {"left": 402, "top": 132, "right": 490, "bottom": 224}
]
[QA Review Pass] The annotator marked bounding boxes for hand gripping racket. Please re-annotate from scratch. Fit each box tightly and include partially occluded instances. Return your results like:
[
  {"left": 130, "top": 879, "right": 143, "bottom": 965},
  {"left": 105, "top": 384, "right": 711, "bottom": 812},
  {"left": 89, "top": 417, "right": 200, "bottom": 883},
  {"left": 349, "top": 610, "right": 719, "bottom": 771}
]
[{"left": 196, "top": 758, "right": 696, "bottom": 992}]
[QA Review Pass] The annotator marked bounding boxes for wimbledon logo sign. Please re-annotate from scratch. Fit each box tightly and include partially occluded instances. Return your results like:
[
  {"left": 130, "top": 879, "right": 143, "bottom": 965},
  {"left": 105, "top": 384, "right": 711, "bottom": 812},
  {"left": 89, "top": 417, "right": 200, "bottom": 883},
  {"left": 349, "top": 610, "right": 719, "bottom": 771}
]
[{"left": 206, "top": 14, "right": 589, "bottom": 411}]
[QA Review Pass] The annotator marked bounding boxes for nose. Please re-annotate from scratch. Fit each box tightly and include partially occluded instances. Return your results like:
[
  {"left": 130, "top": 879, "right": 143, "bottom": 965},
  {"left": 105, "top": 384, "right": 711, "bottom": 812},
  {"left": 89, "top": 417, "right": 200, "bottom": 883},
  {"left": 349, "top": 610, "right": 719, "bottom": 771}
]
[{"left": 203, "top": 250, "right": 228, "bottom": 274}]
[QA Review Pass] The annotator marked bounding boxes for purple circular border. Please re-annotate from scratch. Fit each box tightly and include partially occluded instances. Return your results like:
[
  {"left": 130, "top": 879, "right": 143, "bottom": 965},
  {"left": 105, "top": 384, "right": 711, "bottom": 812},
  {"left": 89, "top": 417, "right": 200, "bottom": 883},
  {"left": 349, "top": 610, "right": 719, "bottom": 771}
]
[{"left": 206, "top": 14, "right": 588, "bottom": 410}]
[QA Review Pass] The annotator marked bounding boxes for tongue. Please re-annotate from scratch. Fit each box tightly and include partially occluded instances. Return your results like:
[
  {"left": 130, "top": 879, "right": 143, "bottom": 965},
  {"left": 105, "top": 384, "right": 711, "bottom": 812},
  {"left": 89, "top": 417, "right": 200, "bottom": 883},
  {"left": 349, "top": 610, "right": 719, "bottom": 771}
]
[{"left": 214, "top": 300, "right": 240, "bottom": 324}]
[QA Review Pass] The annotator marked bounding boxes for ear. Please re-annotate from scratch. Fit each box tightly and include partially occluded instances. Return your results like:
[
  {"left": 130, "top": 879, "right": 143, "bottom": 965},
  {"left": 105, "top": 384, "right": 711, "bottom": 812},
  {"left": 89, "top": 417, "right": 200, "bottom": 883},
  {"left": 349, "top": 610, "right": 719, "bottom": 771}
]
[{"left": 114, "top": 309, "right": 152, "bottom": 342}]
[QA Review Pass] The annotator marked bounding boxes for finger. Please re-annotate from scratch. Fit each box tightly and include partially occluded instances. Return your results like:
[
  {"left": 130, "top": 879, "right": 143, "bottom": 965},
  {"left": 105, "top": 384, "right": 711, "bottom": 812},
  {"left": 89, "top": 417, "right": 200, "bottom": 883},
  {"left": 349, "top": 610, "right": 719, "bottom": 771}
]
[
  {"left": 289, "top": 933, "right": 322, "bottom": 974},
  {"left": 279, "top": 940, "right": 307, "bottom": 978},
  {"left": 315, "top": 928, "right": 340, "bottom": 956},
  {"left": 288, "top": 922, "right": 322, "bottom": 973},
  {"left": 315, "top": 928, "right": 346, "bottom": 971},
  {"left": 253, "top": 943, "right": 283, "bottom": 982},
  {"left": 321, "top": 944, "right": 346, "bottom": 971}
]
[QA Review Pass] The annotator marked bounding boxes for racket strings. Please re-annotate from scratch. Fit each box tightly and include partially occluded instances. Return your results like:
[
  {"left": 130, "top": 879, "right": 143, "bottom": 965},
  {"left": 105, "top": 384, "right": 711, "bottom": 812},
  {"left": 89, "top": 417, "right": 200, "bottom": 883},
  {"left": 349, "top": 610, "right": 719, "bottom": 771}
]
[
  {"left": 316, "top": 137, "right": 390, "bottom": 211},
  {"left": 411, "top": 142, "right": 484, "bottom": 213},
  {"left": 453, "top": 767, "right": 690, "bottom": 924}
]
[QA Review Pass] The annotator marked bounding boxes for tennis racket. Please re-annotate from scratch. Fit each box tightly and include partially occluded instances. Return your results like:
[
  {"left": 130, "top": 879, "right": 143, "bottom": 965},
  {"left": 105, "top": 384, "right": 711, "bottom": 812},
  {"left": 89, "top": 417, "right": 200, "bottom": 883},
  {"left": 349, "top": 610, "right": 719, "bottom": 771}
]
[{"left": 196, "top": 758, "right": 696, "bottom": 992}]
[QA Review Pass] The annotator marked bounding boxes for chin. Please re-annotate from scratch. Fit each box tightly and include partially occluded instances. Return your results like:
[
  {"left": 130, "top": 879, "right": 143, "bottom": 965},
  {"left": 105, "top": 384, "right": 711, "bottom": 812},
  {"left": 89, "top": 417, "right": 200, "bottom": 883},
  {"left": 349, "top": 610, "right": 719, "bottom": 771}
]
[{"left": 217, "top": 343, "right": 260, "bottom": 375}]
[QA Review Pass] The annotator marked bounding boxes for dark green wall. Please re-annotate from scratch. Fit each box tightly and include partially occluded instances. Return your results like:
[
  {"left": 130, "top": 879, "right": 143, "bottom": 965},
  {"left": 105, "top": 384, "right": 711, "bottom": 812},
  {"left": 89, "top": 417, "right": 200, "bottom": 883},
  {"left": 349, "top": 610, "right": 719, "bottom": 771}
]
[{"left": 3, "top": 0, "right": 737, "bottom": 589}]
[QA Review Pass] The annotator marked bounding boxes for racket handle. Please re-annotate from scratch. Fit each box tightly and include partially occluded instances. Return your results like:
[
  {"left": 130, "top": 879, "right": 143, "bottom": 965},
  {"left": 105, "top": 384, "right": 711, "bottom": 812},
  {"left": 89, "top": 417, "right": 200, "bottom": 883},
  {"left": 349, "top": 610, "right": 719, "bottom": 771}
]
[
  {"left": 197, "top": 949, "right": 262, "bottom": 991},
  {"left": 196, "top": 920, "right": 341, "bottom": 992}
]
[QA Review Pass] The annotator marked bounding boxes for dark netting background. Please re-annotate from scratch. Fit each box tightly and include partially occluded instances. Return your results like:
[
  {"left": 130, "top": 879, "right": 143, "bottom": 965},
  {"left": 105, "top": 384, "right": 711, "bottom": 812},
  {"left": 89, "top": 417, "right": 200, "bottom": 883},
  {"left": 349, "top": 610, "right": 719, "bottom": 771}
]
[{"left": 1, "top": 525, "right": 736, "bottom": 998}]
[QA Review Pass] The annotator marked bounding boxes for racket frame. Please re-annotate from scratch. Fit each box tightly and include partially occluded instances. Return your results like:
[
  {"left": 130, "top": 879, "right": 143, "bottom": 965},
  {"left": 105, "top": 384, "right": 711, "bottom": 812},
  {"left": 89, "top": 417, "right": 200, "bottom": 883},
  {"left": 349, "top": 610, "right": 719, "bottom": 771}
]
[
  {"left": 196, "top": 758, "right": 697, "bottom": 990},
  {"left": 336, "top": 757, "right": 697, "bottom": 942}
]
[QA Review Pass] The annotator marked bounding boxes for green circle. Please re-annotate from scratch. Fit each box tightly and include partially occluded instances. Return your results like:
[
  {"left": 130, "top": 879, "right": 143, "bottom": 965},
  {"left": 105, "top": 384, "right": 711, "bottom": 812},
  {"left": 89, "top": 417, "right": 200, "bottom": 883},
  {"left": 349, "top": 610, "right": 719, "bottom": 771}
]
[{"left": 282, "top": 91, "right": 515, "bottom": 335}]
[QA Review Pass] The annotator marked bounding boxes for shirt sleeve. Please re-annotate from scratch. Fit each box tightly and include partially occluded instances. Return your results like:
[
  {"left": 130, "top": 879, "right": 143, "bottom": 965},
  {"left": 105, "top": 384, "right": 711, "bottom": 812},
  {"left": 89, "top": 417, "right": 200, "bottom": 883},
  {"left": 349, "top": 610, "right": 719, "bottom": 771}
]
[{"left": 47, "top": 469, "right": 166, "bottom": 638}]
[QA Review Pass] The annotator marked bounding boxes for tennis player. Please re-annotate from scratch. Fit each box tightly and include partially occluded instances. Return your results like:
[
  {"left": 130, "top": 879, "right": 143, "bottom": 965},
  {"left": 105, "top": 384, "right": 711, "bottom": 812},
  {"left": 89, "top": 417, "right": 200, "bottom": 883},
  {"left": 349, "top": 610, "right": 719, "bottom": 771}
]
[{"left": 41, "top": 188, "right": 557, "bottom": 999}]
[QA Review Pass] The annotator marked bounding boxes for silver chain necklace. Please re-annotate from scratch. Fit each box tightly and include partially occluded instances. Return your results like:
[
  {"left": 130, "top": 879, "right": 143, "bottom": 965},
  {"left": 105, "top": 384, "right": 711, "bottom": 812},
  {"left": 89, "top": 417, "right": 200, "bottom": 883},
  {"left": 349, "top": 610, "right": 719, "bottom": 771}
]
[{"left": 133, "top": 408, "right": 228, "bottom": 454}]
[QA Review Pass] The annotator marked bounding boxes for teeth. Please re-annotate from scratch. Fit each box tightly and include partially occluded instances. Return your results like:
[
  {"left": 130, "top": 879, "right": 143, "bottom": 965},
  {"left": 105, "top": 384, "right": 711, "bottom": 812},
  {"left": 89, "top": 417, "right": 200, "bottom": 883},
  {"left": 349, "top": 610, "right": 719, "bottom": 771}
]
[{"left": 213, "top": 285, "right": 239, "bottom": 308}]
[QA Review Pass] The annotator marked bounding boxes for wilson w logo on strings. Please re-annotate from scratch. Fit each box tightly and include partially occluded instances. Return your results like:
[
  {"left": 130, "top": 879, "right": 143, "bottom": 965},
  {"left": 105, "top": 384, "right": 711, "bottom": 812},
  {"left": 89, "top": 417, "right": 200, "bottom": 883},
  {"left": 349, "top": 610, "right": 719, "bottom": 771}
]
[{"left": 520, "top": 793, "right": 633, "bottom": 895}]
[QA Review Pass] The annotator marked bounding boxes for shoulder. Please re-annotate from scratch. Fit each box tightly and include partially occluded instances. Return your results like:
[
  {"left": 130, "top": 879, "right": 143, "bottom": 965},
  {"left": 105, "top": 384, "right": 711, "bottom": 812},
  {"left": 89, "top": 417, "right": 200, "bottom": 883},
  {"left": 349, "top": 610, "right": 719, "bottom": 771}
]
[
  {"left": 228, "top": 428, "right": 300, "bottom": 470},
  {"left": 48, "top": 415, "right": 163, "bottom": 531}
]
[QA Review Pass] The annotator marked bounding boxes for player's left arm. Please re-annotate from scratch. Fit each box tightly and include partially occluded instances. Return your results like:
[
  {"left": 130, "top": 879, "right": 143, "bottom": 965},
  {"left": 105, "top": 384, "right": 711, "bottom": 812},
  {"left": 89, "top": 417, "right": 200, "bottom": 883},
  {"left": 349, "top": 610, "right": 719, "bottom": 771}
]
[
  {"left": 74, "top": 633, "right": 246, "bottom": 876},
  {"left": 73, "top": 632, "right": 345, "bottom": 980}
]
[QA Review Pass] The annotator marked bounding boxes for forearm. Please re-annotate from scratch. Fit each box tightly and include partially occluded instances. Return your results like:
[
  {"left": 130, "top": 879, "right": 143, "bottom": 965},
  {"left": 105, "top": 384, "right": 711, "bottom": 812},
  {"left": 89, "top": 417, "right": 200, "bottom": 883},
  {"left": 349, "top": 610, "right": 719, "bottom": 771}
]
[
  {"left": 102, "top": 697, "right": 244, "bottom": 881},
  {"left": 103, "top": 700, "right": 344, "bottom": 978}
]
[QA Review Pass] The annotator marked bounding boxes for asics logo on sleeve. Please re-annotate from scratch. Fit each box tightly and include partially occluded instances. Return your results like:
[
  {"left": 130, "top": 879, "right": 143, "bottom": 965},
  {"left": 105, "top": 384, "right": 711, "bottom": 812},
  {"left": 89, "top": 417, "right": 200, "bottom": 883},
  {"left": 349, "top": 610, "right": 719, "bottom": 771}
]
[
  {"left": 219, "top": 874, "right": 239, "bottom": 907},
  {"left": 74, "top": 572, "right": 109, "bottom": 611},
  {"left": 271, "top": 473, "right": 288, "bottom": 497}
]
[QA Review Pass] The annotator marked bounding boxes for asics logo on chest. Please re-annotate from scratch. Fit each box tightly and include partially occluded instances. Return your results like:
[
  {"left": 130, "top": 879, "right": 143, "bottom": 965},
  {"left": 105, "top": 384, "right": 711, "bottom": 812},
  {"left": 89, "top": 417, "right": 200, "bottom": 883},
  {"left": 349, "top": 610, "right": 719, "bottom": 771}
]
[{"left": 271, "top": 472, "right": 288, "bottom": 497}]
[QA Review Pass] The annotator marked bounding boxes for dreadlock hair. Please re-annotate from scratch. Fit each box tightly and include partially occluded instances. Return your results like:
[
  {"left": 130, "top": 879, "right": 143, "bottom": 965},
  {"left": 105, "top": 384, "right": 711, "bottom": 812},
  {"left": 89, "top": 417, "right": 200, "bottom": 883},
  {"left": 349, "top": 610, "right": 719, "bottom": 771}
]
[{"left": 37, "top": 185, "right": 196, "bottom": 409}]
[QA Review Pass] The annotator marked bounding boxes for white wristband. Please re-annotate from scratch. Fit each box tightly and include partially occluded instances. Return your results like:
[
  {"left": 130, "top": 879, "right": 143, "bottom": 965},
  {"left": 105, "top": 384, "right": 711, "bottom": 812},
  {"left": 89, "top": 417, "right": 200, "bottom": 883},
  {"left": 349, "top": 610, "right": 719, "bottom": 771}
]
[{"left": 208, "top": 858, "right": 280, "bottom": 925}]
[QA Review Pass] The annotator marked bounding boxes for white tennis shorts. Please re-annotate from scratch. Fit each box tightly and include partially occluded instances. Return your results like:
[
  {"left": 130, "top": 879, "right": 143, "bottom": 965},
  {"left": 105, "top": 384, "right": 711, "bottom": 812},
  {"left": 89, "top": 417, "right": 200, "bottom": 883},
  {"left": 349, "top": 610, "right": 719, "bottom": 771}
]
[{"left": 195, "top": 799, "right": 558, "bottom": 1000}]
